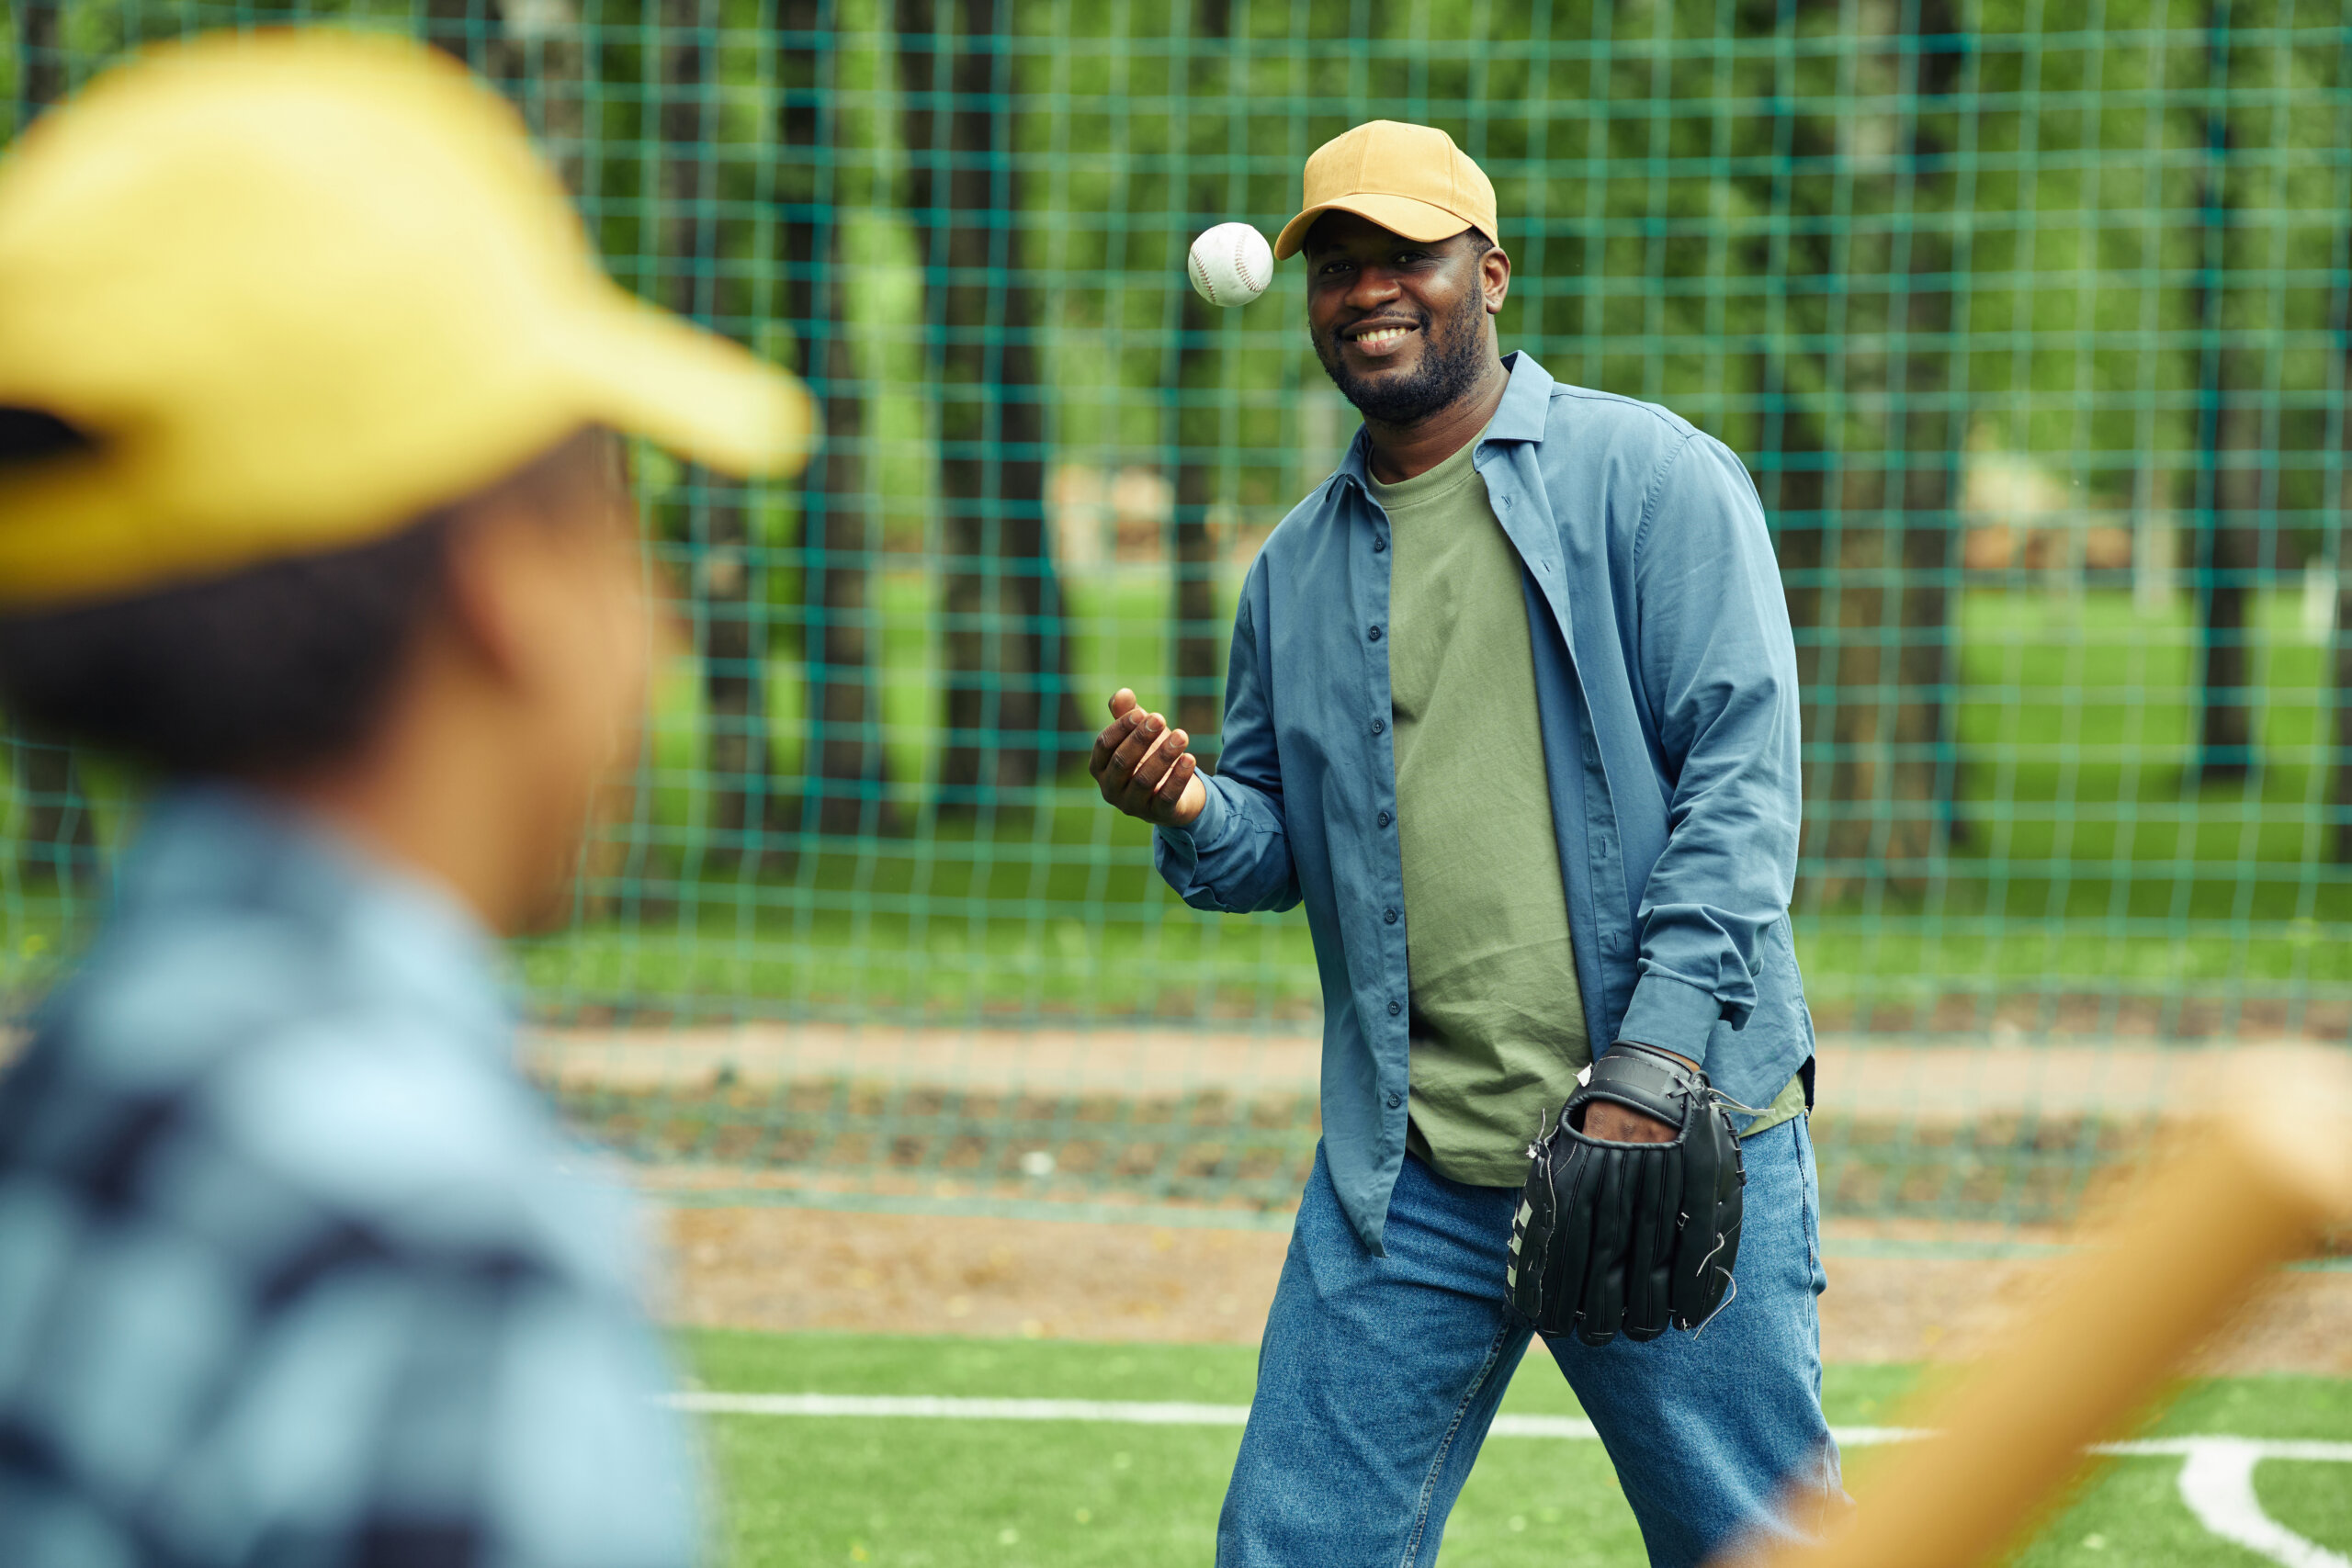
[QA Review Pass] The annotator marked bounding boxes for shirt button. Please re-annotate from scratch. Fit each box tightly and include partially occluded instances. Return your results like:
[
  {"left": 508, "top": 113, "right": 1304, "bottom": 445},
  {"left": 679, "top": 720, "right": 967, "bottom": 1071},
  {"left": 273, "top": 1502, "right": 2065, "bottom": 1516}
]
[
  {"left": 1374, "top": 536, "right": 1387, "bottom": 552},
  {"left": 1386, "top": 1090, "right": 1404, "bottom": 1109},
  {"left": 1377, "top": 810, "right": 1392, "bottom": 829},
  {"left": 1388, "top": 1000, "right": 1402, "bottom": 1017},
  {"left": 1371, "top": 717, "right": 1385, "bottom": 736},
  {"left": 1384, "top": 908, "right": 1399, "bottom": 925},
  {"left": 1368, "top": 624, "right": 1382, "bottom": 641}
]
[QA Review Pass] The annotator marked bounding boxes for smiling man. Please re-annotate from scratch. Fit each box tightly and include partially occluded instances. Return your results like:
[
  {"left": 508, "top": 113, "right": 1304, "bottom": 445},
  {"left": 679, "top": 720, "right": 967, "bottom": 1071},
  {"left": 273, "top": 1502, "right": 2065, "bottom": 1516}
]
[{"left": 1090, "top": 122, "right": 1838, "bottom": 1565}]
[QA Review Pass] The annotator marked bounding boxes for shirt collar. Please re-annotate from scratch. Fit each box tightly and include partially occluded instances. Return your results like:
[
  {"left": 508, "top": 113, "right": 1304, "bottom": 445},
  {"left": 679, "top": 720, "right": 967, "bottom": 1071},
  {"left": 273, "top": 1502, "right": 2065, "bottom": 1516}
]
[
  {"left": 1483, "top": 350, "right": 1556, "bottom": 444},
  {"left": 114, "top": 784, "right": 514, "bottom": 1046},
  {"left": 1329, "top": 349, "right": 1555, "bottom": 500}
]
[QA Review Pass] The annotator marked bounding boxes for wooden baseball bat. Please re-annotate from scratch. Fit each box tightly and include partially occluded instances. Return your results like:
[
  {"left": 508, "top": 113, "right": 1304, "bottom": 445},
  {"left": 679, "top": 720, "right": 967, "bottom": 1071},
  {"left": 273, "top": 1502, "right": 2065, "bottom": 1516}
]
[{"left": 1731, "top": 1046, "right": 2352, "bottom": 1568}]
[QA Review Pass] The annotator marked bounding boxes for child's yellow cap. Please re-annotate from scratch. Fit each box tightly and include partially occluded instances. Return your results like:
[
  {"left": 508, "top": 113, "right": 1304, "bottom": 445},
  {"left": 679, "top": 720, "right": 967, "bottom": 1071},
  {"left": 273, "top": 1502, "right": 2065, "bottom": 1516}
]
[{"left": 0, "top": 29, "right": 813, "bottom": 608}]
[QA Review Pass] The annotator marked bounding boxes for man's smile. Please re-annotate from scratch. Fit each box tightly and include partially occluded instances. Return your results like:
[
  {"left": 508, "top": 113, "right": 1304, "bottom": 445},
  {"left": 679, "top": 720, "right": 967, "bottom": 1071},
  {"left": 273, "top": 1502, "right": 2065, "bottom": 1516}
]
[{"left": 1342, "top": 320, "right": 1420, "bottom": 358}]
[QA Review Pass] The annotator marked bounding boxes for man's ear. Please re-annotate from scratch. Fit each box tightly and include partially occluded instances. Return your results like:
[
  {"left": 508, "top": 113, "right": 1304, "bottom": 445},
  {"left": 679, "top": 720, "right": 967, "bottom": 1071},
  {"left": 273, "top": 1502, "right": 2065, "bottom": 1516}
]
[{"left": 1482, "top": 243, "right": 1512, "bottom": 316}]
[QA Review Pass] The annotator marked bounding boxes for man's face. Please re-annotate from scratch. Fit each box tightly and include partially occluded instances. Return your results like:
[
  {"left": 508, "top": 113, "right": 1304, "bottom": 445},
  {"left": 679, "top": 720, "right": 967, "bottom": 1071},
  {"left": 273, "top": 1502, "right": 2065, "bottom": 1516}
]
[{"left": 1305, "top": 212, "right": 1507, "bottom": 424}]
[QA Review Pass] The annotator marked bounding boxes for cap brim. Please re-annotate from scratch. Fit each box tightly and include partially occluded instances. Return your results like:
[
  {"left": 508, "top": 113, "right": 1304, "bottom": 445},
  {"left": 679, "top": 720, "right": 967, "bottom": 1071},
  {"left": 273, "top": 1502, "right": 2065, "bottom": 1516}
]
[
  {"left": 563, "top": 287, "right": 815, "bottom": 479},
  {"left": 1272, "top": 194, "right": 1475, "bottom": 260}
]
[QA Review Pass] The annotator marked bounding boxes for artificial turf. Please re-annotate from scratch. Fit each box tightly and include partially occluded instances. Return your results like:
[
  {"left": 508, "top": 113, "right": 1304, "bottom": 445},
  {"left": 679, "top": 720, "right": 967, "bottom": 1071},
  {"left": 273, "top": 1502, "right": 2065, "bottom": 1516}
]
[{"left": 681, "top": 1328, "right": 2352, "bottom": 1568}]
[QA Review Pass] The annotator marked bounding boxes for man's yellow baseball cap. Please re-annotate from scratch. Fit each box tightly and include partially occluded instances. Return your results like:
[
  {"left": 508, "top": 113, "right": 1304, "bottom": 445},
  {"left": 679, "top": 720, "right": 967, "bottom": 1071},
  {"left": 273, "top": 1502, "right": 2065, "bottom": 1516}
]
[
  {"left": 1272, "top": 120, "right": 1499, "bottom": 262},
  {"left": 0, "top": 29, "right": 812, "bottom": 610}
]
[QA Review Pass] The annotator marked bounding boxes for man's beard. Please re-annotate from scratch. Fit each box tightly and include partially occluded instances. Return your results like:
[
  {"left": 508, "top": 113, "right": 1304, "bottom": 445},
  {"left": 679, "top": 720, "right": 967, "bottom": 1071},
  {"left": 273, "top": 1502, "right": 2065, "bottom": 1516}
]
[{"left": 1314, "top": 286, "right": 1492, "bottom": 424}]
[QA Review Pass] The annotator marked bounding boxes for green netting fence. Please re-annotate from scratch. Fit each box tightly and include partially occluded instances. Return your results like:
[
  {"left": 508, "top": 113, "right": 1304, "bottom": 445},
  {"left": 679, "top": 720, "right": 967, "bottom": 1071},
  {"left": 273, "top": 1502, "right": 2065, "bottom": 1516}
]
[{"left": 7, "top": 0, "right": 2352, "bottom": 1243}]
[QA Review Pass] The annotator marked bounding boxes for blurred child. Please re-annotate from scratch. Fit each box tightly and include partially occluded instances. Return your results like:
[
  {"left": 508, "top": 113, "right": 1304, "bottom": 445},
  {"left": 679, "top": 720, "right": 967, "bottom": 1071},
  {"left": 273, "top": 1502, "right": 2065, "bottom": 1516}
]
[{"left": 0, "top": 32, "right": 807, "bottom": 1566}]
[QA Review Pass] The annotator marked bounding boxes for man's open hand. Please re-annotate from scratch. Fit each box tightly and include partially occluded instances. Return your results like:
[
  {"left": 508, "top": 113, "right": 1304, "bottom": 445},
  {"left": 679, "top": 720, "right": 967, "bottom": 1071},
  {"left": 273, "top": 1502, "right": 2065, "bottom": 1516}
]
[{"left": 1091, "top": 689, "right": 1207, "bottom": 828}]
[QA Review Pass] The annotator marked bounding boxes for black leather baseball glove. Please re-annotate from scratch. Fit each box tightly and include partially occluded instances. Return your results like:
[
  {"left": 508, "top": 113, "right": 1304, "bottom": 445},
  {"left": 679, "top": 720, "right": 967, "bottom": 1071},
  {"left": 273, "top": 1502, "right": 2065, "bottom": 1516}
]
[{"left": 1505, "top": 1042, "right": 1747, "bottom": 1346}]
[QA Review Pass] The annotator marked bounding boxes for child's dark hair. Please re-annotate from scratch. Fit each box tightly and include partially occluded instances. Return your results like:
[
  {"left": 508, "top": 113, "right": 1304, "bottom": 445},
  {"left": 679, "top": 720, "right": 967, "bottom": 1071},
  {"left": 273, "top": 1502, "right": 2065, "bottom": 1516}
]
[{"left": 0, "top": 405, "right": 454, "bottom": 775}]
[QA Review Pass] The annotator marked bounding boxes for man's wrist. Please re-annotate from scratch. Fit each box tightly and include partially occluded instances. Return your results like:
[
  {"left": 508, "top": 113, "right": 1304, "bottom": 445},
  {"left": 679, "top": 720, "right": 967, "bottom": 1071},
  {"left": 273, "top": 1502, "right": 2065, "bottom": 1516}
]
[
  {"left": 1612, "top": 1039, "right": 1698, "bottom": 1073},
  {"left": 1163, "top": 775, "right": 1207, "bottom": 829},
  {"left": 1160, "top": 776, "right": 1226, "bottom": 846}
]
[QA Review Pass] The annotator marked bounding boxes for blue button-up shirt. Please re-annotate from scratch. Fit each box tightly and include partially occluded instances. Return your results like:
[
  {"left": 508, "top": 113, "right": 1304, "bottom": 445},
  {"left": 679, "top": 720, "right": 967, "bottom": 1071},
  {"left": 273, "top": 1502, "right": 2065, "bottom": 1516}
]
[
  {"left": 0, "top": 789, "right": 698, "bottom": 1566},
  {"left": 1157, "top": 352, "right": 1815, "bottom": 1253}
]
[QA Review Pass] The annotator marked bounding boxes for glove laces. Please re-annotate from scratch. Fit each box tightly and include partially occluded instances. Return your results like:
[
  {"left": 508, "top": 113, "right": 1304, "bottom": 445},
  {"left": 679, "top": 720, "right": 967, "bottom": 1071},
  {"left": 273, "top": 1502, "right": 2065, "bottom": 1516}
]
[{"left": 1706, "top": 1087, "right": 1774, "bottom": 1118}]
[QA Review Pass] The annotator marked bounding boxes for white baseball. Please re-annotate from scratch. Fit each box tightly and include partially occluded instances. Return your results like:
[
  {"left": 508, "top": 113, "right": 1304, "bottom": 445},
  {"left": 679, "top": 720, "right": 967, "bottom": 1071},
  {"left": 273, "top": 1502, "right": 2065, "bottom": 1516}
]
[{"left": 1187, "top": 221, "right": 1274, "bottom": 308}]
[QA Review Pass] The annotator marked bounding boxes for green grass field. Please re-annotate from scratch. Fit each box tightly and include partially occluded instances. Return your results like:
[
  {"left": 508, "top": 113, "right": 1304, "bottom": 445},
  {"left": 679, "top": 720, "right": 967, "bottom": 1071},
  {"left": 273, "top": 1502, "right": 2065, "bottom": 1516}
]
[{"left": 681, "top": 1329, "right": 2352, "bottom": 1568}]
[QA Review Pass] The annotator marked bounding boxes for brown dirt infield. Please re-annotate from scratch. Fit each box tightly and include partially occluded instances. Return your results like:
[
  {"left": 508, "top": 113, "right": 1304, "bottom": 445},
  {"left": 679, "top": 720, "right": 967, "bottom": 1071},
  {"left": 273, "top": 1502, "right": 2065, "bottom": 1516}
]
[
  {"left": 610, "top": 1027, "right": 2347, "bottom": 1372},
  {"left": 660, "top": 1204, "right": 2352, "bottom": 1376},
  {"left": 539, "top": 1027, "right": 2270, "bottom": 1123}
]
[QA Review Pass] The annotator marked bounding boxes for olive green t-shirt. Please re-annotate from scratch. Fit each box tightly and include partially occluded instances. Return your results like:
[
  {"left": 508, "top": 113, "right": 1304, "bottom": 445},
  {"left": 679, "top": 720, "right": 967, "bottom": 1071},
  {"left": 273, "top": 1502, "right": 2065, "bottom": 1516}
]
[
  {"left": 1372, "top": 435, "right": 1807, "bottom": 1185},
  {"left": 1373, "top": 434, "right": 1590, "bottom": 1186}
]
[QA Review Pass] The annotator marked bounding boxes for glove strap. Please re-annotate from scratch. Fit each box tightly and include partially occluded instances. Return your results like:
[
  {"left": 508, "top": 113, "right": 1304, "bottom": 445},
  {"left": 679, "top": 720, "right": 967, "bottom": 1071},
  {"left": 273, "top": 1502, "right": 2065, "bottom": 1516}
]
[
  {"left": 1576, "top": 1042, "right": 1706, "bottom": 1134},
  {"left": 1611, "top": 1041, "right": 1776, "bottom": 1118}
]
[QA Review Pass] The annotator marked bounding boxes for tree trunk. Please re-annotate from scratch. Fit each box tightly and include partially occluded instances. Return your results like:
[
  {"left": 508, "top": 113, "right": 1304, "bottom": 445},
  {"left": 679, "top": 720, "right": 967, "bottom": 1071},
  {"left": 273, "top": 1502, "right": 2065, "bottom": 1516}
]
[
  {"left": 1747, "top": 0, "right": 1846, "bottom": 903},
  {"left": 2193, "top": 400, "right": 2262, "bottom": 784},
  {"left": 895, "top": 0, "right": 1078, "bottom": 804},
  {"left": 658, "top": 0, "right": 773, "bottom": 865},
  {"left": 11, "top": 1, "right": 62, "bottom": 121},
  {"left": 1766, "top": 370, "right": 1844, "bottom": 899},
  {"left": 504, "top": 0, "right": 588, "bottom": 197},
  {"left": 2329, "top": 270, "right": 2352, "bottom": 859},
  {"left": 6, "top": 3, "right": 94, "bottom": 890},
  {"left": 418, "top": 0, "right": 584, "bottom": 206},
  {"left": 779, "top": 0, "right": 887, "bottom": 839},
  {"left": 422, "top": 0, "right": 519, "bottom": 79},
  {"left": 1167, "top": 0, "right": 1233, "bottom": 759},
  {"left": 1882, "top": 2, "right": 1969, "bottom": 877},
  {"left": 1767, "top": 3, "right": 1967, "bottom": 905},
  {"left": 2334, "top": 488, "right": 2352, "bottom": 858},
  {"left": 2190, "top": 4, "right": 2256, "bottom": 785}
]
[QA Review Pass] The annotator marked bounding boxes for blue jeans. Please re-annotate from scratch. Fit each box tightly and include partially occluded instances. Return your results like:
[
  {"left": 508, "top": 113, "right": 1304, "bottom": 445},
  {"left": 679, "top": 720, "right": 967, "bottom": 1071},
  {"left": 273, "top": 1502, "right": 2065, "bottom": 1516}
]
[{"left": 1219, "top": 1118, "right": 1840, "bottom": 1568}]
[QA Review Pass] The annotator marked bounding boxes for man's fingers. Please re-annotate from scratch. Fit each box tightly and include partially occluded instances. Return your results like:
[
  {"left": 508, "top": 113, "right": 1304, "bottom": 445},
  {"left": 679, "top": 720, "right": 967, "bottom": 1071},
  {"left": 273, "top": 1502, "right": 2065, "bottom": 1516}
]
[
  {"left": 1120, "top": 725, "right": 1184, "bottom": 805},
  {"left": 1106, "top": 710, "right": 1168, "bottom": 789},
  {"left": 1089, "top": 706, "right": 1142, "bottom": 782},
  {"left": 1151, "top": 735, "right": 1193, "bottom": 798},
  {"left": 1154, "top": 749, "right": 1198, "bottom": 805},
  {"left": 1091, "top": 700, "right": 1196, "bottom": 823}
]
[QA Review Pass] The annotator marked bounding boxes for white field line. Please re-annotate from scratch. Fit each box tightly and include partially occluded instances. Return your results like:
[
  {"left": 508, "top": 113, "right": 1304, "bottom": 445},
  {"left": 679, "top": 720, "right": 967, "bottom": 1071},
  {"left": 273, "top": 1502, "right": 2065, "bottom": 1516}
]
[
  {"left": 2104, "top": 1438, "right": 2352, "bottom": 1463},
  {"left": 662, "top": 1393, "right": 2352, "bottom": 1462},
  {"left": 665, "top": 1394, "right": 2352, "bottom": 1568},
  {"left": 2174, "top": 1441, "right": 2352, "bottom": 1568},
  {"left": 670, "top": 1393, "right": 1251, "bottom": 1426}
]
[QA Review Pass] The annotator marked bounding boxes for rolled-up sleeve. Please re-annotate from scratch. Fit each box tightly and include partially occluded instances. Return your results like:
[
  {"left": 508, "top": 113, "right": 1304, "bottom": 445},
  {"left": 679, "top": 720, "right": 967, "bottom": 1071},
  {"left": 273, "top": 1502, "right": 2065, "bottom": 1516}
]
[
  {"left": 1154, "top": 567, "right": 1301, "bottom": 916},
  {"left": 1614, "top": 433, "right": 1803, "bottom": 1065}
]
